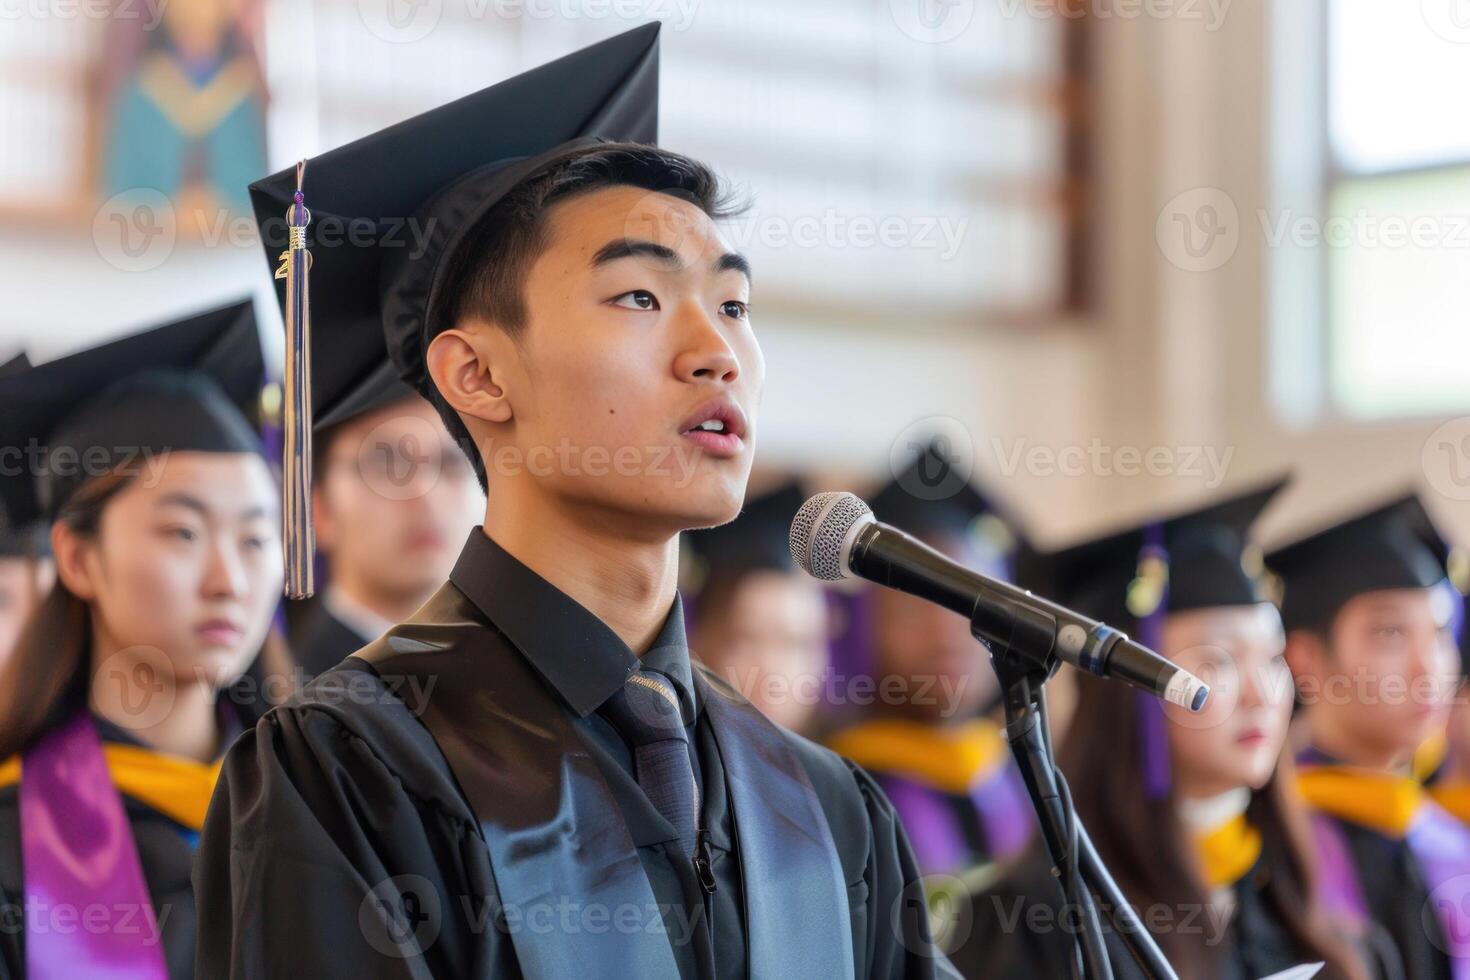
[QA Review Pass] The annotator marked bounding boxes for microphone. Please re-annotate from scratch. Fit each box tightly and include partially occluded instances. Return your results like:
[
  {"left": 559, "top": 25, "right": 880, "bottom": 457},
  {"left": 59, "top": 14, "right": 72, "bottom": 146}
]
[{"left": 789, "top": 491, "right": 1209, "bottom": 712}]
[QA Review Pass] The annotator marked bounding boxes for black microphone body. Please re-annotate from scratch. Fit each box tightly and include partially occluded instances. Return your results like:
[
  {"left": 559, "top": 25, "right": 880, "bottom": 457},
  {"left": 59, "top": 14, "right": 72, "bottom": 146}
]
[{"left": 795, "top": 493, "right": 1207, "bottom": 711}]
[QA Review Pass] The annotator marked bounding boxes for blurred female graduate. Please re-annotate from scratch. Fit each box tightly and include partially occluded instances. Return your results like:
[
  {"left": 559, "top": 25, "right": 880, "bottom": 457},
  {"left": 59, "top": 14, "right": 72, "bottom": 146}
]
[
  {"left": 950, "top": 478, "right": 1365, "bottom": 980},
  {"left": 0, "top": 301, "right": 282, "bottom": 979}
]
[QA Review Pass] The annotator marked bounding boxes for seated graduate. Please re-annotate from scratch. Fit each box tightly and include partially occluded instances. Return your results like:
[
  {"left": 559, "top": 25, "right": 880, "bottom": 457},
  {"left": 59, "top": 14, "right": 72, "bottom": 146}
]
[
  {"left": 1270, "top": 493, "right": 1470, "bottom": 978},
  {"left": 0, "top": 301, "right": 283, "bottom": 979},
  {"left": 284, "top": 375, "right": 483, "bottom": 678},
  {"left": 194, "top": 26, "right": 956, "bottom": 979},
  {"left": 682, "top": 480, "right": 832, "bottom": 736},
  {"left": 951, "top": 477, "right": 1366, "bottom": 980},
  {"left": 826, "top": 440, "right": 1036, "bottom": 879}
]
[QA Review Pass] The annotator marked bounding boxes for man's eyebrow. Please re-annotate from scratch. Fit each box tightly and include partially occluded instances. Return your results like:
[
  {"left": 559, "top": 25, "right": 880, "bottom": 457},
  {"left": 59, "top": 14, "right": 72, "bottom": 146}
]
[
  {"left": 591, "top": 239, "right": 753, "bottom": 282},
  {"left": 716, "top": 251, "right": 752, "bottom": 282},
  {"left": 592, "top": 238, "right": 680, "bottom": 268}
]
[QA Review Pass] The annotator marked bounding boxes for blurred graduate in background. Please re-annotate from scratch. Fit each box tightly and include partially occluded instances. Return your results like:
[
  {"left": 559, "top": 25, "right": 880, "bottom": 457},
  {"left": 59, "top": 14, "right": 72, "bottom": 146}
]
[
  {"left": 1272, "top": 494, "right": 1470, "bottom": 978},
  {"left": 0, "top": 301, "right": 283, "bottom": 978},
  {"left": 952, "top": 476, "right": 1366, "bottom": 980},
  {"left": 826, "top": 440, "right": 1037, "bottom": 879},
  {"left": 682, "top": 480, "right": 831, "bottom": 736},
  {"left": 282, "top": 351, "right": 483, "bottom": 679}
]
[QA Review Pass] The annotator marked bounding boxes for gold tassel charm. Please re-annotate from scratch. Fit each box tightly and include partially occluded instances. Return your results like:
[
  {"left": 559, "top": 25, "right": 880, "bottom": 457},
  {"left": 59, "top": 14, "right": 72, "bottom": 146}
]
[{"left": 280, "top": 159, "right": 315, "bottom": 598}]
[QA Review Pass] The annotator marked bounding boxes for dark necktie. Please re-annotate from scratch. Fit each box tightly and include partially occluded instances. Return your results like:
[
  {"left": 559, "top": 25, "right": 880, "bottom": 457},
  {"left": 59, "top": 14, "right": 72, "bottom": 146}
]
[{"left": 600, "top": 669, "right": 699, "bottom": 858}]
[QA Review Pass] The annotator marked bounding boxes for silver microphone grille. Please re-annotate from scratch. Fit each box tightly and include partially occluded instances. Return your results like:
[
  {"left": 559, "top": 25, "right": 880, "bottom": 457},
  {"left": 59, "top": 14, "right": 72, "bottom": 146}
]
[{"left": 789, "top": 492, "right": 874, "bottom": 581}]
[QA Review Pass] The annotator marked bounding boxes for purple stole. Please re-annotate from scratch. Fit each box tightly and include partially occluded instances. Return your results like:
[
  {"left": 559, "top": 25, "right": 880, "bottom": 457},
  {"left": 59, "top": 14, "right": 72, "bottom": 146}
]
[
  {"left": 18, "top": 711, "right": 168, "bottom": 980},
  {"left": 1302, "top": 747, "right": 1470, "bottom": 979},
  {"left": 880, "top": 764, "right": 1032, "bottom": 875}
]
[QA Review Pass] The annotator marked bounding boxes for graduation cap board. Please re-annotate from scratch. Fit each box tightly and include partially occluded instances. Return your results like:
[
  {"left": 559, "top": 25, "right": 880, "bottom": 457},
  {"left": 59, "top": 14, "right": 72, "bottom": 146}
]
[
  {"left": 250, "top": 24, "right": 661, "bottom": 597},
  {"left": 0, "top": 352, "right": 46, "bottom": 557},
  {"left": 1265, "top": 492, "right": 1461, "bottom": 633},
  {"left": 1023, "top": 475, "right": 1291, "bottom": 633},
  {"left": 869, "top": 438, "right": 1020, "bottom": 576},
  {"left": 0, "top": 300, "right": 264, "bottom": 533}
]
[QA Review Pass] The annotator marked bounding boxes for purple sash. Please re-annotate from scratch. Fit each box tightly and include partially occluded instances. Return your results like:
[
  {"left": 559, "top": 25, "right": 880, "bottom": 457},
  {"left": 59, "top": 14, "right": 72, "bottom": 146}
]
[
  {"left": 881, "top": 765, "right": 1032, "bottom": 875},
  {"left": 19, "top": 711, "right": 168, "bottom": 980},
  {"left": 1311, "top": 805, "right": 1470, "bottom": 978},
  {"left": 1408, "top": 802, "right": 1470, "bottom": 976}
]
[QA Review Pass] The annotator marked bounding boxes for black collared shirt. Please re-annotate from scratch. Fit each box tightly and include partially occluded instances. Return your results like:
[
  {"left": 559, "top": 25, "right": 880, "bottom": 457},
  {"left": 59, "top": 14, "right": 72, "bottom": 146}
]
[{"left": 447, "top": 529, "right": 745, "bottom": 980}]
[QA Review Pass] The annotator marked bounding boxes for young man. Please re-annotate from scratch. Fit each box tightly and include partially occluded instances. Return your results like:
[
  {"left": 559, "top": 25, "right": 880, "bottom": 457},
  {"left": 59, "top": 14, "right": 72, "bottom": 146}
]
[
  {"left": 195, "top": 27, "right": 954, "bottom": 978},
  {"left": 285, "top": 384, "right": 484, "bottom": 678},
  {"left": 826, "top": 441, "right": 1036, "bottom": 877},
  {"left": 1271, "top": 493, "right": 1470, "bottom": 978}
]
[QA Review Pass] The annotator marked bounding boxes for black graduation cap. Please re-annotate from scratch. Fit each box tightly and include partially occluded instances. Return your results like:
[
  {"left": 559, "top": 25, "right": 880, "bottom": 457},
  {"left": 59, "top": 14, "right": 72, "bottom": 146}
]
[
  {"left": 870, "top": 438, "right": 1018, "bottom": 564},
  {"left": 0, "top": 353, "right": 29, "bottom": 376},
  {"left": 682, "top": 480, "right": 806, "bottom": 595},
  {"left": 1266, "top": 492, "right": 1459, "bottom": 632},
  {"left": 0, "top": 300, "right": 264, "bottom": 528},
  {"left": 248, "top": 23, "right": 659, "bottom": 430},
  {"left": 250, "top": 25, "right": 659, "bottom": 597},
  {"left": 1022, "top": 475, "right": 1290, "bottom": 631}
]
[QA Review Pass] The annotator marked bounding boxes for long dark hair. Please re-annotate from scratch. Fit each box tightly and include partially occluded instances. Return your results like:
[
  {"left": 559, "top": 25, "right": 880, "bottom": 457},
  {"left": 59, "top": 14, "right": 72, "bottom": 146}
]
[
  {"left": 0, "top": 472, "right": 134, "bottom": 761},
  {"left": 1060, "top": 672, "right": 1364, "bottom": 978}
]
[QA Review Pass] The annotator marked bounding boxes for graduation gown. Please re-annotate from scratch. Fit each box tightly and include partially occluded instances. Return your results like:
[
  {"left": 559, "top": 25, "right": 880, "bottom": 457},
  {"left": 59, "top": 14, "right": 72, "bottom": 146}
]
[
  {"left": 0, "top": 713, "right": 229, "bottom": 980},
  {"left": 826, "top": 718, "right": 1034, "bottom": 876},
  {"left": 950, "top": 847, "right": 1308, "bottom": 980},
  {"left": 1297, "top": 758, "right": 1465, "bottom": 980},
  {"left": 194, "top": 529, "right": 958, "bottom": 978}
]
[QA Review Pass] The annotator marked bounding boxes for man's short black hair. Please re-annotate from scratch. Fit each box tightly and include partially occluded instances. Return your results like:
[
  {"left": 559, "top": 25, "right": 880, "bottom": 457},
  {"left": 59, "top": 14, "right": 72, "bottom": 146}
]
[{"left": 432, "top": 143, "right": 746, "bottom": 491}]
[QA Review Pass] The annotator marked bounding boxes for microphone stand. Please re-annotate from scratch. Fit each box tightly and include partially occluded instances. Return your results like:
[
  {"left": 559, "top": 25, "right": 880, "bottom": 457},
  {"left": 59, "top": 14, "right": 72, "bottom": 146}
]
[{"left": 985, "top": 644, "right": 1179, "bottom": 980}]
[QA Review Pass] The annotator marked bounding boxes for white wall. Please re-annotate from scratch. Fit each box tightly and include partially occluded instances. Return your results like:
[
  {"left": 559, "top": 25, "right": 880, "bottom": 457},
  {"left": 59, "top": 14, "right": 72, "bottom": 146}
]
[{"left": 2, "top": 0, "right": 1465, "bottom": 550}]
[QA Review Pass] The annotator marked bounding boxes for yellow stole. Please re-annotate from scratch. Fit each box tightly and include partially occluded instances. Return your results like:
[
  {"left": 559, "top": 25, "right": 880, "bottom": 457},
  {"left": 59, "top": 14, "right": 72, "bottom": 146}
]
[
  {"left": 1430, "top": 782, "right": 1470, "bottom": 827},
  {"left": 826, "top": 717, "right": 1008, "bottom": 795},
  {"left": 1193, "top": 813, "right": 1262, "bottom": 889},
  {"left": 0, "top": 743, "right": 223, "bottom": 832},
  {"left": 1297, "top": 765, "right": 1424, "bottom": 839}
]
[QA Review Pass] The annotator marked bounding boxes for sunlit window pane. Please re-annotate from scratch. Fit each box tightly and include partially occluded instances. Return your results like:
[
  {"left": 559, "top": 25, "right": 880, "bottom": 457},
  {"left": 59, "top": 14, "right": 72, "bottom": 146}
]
[
  {"left": 1330, "top": 2, "right": 1470, "bottom": 172},
  {"left": 1328, "top": 168, "right": 1470, "bottom": 419}
]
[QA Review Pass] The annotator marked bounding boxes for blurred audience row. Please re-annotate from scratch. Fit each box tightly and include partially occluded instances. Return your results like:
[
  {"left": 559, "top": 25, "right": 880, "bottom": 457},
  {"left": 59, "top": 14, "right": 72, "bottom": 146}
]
[{"left": 1, "top": 300, "right": 1467, "bottom": 978}]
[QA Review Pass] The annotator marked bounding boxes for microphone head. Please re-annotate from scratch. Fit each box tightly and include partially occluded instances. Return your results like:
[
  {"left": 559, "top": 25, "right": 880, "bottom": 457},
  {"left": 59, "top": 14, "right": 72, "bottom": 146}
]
[{"left": 789, "top": 491, "right": 874, "bottom": 581}]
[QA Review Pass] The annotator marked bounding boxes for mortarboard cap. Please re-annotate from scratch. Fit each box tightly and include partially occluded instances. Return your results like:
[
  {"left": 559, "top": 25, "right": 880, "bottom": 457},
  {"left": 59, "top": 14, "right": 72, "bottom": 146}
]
[
  {"left": 1024, "top": 475, "right": 1290, "bottom": 631},
  {"left": 0, "top": 300, "right": 264, "bottom": 527},
  {"left": 249, "top": 23, "right": 660, "bottom": 430},
  {"left": 1266, "top": 492, "right": 1460, "bottom": 633},
  {"left": 251, "top": 25, "right": 660, "bottom": 596},
  {"left": 869, "top": 438, "right": 1019, "bottom": 566},
  {"left": 0, "top": 353, "right": 29, "bottom": 376}
]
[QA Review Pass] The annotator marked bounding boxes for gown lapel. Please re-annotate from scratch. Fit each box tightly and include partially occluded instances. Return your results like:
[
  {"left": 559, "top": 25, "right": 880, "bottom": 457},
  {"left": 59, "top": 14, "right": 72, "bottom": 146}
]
[
  {"left": 358, "top": 594, "right": 679, "bottom": 980},
  {"left": 695, "top": 669, "right": 854, "bottom": 978}
]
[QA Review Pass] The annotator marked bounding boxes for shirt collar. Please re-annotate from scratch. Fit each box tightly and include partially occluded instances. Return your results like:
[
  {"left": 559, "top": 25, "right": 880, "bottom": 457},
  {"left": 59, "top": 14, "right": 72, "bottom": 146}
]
[{"left": 448, "top": 527, "right": 691, "bottom": 718}]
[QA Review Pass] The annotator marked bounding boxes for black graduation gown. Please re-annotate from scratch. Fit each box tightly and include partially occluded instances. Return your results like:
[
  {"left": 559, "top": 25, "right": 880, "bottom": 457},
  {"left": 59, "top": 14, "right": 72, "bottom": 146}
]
[
  {"left": 194, "top": 530, "right": 958, "bottom": 979},
  {"left": 0, "top": 714, "right": 232, "bottom": 980},
  {"left": 949, "top": 850, "right": 1310, "bottom": 980},
  {"left": 1325, "top": 818, "right": 1451, "bottom": 980}
]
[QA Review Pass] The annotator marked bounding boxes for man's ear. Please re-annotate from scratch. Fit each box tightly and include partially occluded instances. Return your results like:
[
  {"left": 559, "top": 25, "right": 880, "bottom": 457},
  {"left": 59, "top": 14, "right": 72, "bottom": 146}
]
[
  {"left": 425, "top": 322, "right": 514, "bottom": 427},
  {"left": 50, "top": 520, "right": 98, "bottom": 602}
]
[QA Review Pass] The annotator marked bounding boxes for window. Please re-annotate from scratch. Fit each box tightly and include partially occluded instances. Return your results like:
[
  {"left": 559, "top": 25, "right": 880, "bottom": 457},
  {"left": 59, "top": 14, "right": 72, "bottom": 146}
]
[
  {"left": 267, "top": 0, "right": 1089, "bottom": 321},
  {"left": 1325, "top": 2, "right": 1470, "bottom": 419}
]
